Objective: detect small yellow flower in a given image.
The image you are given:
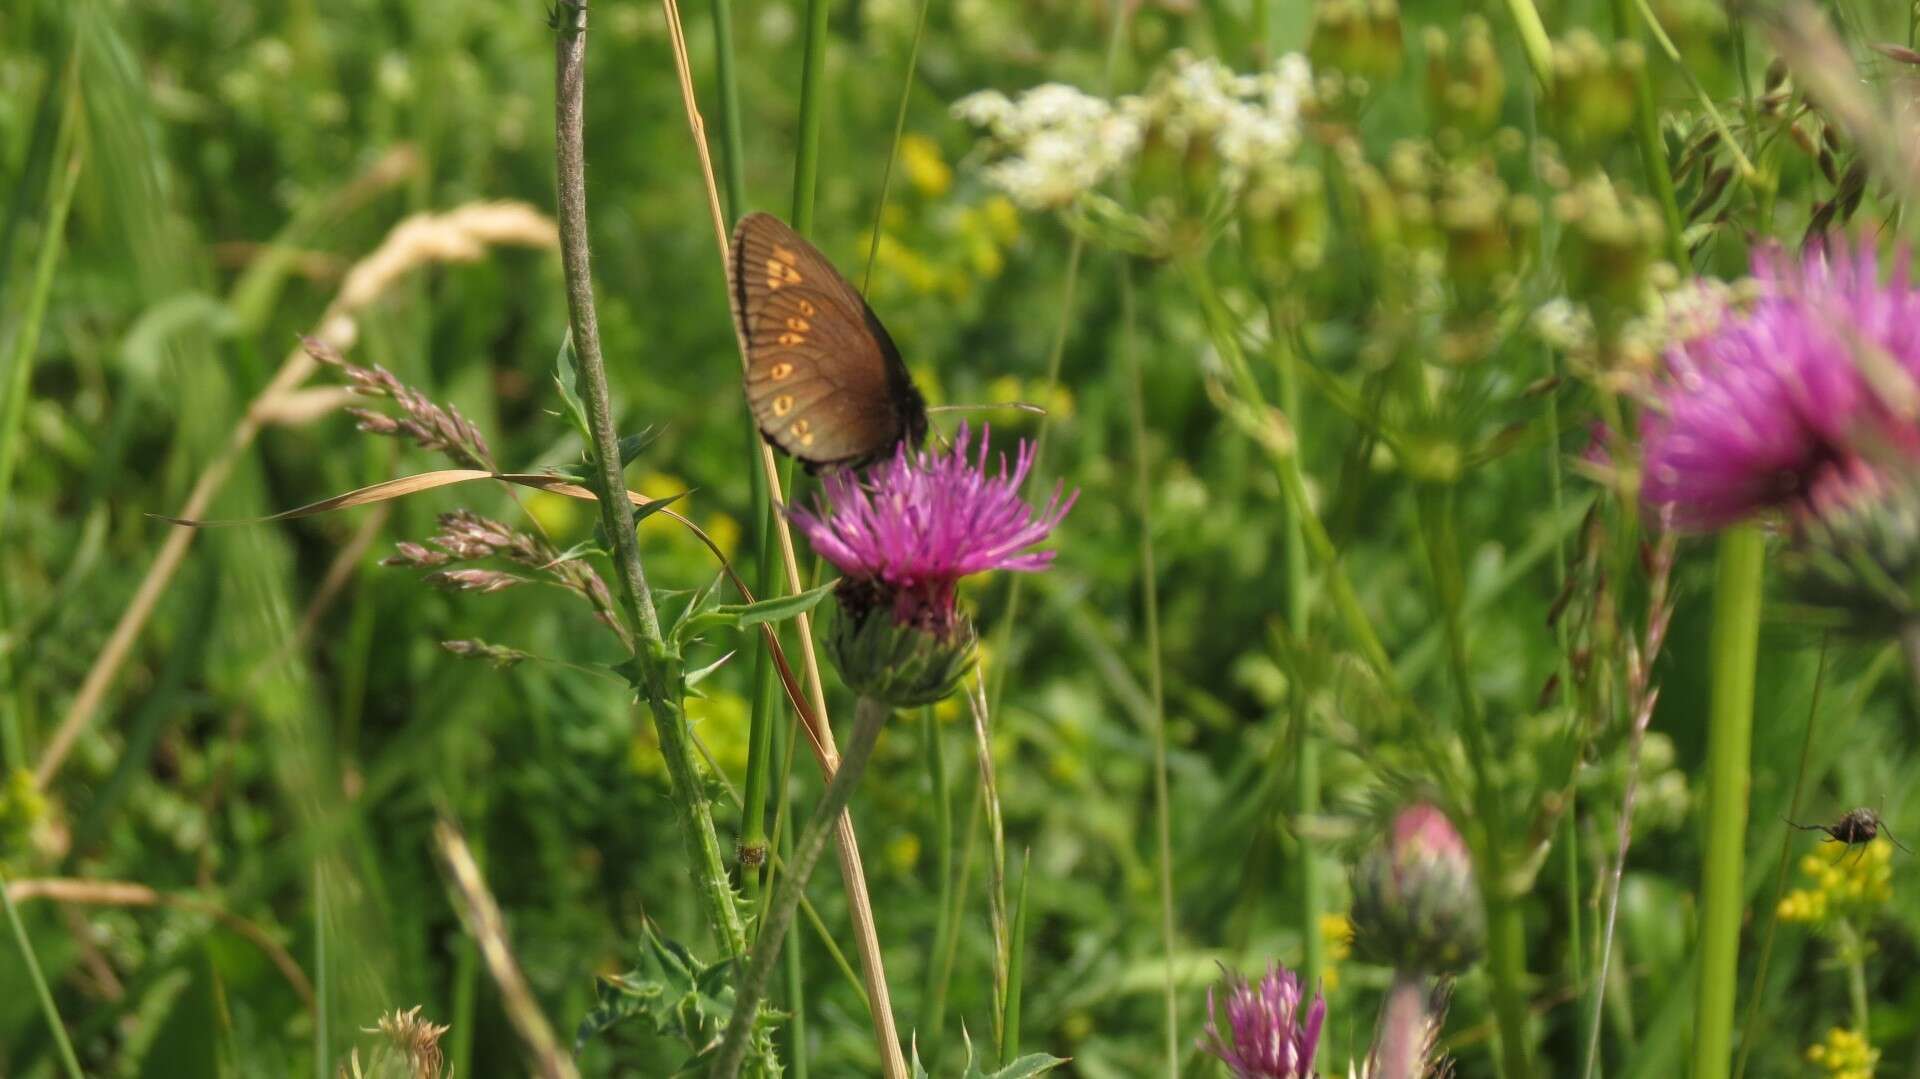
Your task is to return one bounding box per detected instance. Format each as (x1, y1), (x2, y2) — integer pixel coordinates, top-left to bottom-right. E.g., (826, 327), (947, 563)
(1, 767), (47, 858)
(1320, 911), (1354, 990)
(1806, 1026), (1878, 1079)
(1322, 912), (1354, 961)
(701, 511), (741, 563)
(899, 134), (953, 198)
(1780, 839), (1894, 925)
(886, 832), (921, 874)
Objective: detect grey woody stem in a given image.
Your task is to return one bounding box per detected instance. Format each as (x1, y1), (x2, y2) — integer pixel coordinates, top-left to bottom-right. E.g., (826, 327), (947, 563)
(552, 0), (746, 959)
(709, 695), (894, 1079)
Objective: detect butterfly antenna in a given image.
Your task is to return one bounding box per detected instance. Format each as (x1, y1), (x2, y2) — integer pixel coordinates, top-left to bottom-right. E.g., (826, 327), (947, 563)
(926, 401), (1049, 417)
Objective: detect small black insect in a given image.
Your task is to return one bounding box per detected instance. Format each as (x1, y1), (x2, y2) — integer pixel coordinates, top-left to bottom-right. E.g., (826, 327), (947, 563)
(1787, 807), (1911, 863)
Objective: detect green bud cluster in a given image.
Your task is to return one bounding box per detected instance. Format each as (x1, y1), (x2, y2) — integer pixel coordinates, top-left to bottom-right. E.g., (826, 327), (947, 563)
(1309, 0), (1404, 82)
(1544, 31), (1644, 157)
(1556, 175), (1665, 313)
(1423, 18), (1505, 133)
(1244, 164), (1329, 281)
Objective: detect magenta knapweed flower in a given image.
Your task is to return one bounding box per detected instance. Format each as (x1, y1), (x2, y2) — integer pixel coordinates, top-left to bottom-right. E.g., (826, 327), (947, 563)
(1640, 241), (1920, 532)
(791, 425), (1075, 635)
(1199, 962), (1326, 1079)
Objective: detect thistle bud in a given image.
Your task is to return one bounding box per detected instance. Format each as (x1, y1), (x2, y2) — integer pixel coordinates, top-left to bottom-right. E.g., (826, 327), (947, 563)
(1350, 803), (1485, 974)
(1783, 466), (1920, 635)
(826, 586), (978, 708)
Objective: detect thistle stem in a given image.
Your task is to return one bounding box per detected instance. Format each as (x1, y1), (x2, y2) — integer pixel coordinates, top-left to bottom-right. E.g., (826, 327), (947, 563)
(552, 1), (746, 958)
(1690, 526), (1765, 1079)
(1374, 974), (1431, 1079)
(711, 696), (894, 1079)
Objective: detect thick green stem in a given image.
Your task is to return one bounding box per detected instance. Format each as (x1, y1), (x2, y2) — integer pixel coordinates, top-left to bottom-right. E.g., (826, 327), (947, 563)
(790, 0), (830, 232)
(1691, 526), (1764, 1079)
(711, 697), (894, 1079)
(1417, 485), (1534, 1079)
(707, 0), (747, 220)
(1501, 0), (1554, 87)
(553, 3), (746, 958)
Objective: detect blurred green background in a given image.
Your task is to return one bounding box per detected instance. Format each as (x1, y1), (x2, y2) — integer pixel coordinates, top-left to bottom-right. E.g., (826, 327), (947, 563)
(4, 0), (1920, 1075)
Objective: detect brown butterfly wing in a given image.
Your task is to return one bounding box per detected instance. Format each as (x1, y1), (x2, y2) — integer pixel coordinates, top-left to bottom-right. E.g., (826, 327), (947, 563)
(730, 213), (926, 470)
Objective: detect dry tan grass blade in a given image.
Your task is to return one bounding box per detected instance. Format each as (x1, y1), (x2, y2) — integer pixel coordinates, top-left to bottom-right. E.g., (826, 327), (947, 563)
(41, 195), (560, 790)
(6, 877), (315, 1008)
(153, 466), (832, 766)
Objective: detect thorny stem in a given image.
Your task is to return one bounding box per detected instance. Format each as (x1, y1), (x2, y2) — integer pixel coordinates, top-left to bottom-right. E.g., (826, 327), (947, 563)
(551, 1), (746, 959)
(711, 696), (894, 1079)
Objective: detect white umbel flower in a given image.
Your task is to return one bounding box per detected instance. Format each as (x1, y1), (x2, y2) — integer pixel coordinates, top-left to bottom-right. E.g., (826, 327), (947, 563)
(953, 84), (1142, 209)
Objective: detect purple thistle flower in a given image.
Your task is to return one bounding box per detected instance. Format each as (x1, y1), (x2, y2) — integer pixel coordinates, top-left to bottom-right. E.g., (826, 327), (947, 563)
(1640, 240), (1920, 532)
(790, 424), (1075, 635)
(1199, 962), (1326, 1079)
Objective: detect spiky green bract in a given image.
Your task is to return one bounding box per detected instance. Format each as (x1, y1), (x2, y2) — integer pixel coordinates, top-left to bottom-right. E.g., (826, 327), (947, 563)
(827, 593), (977, 709)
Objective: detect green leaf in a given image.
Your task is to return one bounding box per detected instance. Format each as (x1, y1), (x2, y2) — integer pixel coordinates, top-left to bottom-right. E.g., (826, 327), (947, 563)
(618, 426), (661, 466)
(680, 580), (838, 641)
(909, 1029), (1065, 1077)
(553, 332), (591, 444)
(981, 1055), (1071, 1078)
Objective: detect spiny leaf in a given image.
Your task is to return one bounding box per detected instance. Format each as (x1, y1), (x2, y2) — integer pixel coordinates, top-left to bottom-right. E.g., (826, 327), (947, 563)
(553, 332), (591, 443)
(677, 580), (839, 642)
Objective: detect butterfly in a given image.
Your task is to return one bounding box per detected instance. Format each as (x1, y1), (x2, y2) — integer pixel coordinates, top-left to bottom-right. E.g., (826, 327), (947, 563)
(729, 212), (929, 471)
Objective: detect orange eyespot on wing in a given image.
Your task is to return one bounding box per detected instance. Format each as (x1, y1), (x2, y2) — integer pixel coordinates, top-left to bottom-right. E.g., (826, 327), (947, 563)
(728, 212), (929, 469)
